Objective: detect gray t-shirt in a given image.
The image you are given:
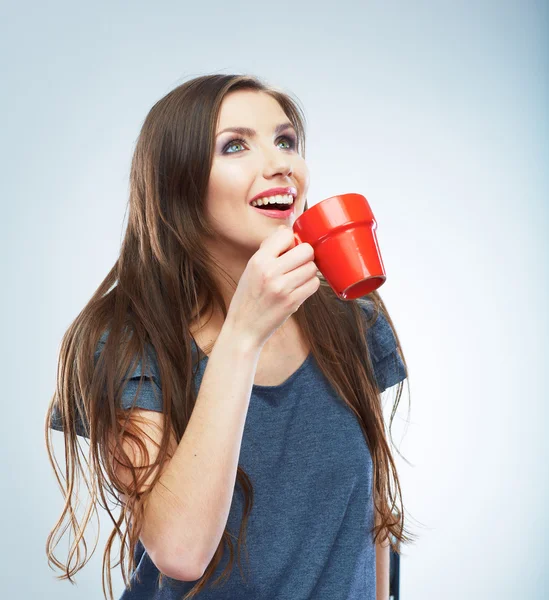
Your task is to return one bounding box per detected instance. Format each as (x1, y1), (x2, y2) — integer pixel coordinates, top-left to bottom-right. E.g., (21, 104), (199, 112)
(49, 298), (407, 599)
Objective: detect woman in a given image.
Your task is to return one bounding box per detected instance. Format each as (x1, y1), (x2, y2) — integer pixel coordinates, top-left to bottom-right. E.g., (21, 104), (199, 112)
(45, 73), (416, 600)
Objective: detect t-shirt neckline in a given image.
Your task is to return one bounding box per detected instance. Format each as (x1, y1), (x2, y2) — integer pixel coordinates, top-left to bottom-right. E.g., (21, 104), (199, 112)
(190, 337), (313, 390)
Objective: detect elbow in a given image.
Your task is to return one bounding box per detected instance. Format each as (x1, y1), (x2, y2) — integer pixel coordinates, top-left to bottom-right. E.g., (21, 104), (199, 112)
(152, 547), (206, 582)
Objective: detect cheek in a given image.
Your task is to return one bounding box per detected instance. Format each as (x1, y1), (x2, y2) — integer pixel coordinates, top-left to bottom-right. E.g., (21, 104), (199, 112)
(209, 162), (250, 200)
(295, 159), (310, 191)
(205, 174), (249, 224)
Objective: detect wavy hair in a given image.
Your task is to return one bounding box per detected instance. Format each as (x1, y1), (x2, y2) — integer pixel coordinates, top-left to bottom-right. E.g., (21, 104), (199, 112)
(44, 73), (418, 600)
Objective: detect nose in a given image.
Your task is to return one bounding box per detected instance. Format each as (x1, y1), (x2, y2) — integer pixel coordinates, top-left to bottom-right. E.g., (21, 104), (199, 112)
(262, 145), (293, 179)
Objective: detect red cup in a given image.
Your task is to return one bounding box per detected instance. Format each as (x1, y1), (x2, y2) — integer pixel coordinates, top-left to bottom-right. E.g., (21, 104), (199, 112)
(292, 193), (386, 300)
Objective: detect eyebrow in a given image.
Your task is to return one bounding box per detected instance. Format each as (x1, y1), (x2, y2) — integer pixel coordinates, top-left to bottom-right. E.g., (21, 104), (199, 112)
(216, 122), (296, 138)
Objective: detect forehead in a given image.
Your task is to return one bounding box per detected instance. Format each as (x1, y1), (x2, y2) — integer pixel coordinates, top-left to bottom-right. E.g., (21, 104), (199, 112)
(216, 90), (287, 129)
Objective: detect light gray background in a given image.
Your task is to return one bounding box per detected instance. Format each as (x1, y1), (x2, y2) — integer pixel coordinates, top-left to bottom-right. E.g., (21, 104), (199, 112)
(2, 1), (547, 598)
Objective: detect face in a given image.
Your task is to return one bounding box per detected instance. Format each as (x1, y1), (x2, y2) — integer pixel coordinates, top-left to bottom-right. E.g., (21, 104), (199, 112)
(204, 90), (309, 258)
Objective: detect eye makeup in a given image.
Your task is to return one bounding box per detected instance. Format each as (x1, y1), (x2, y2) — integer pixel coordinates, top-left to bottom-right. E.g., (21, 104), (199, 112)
(221, 134), (297, 155)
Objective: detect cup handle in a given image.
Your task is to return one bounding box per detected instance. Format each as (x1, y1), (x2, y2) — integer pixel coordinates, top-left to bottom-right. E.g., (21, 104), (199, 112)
(293, 232), (302, 246)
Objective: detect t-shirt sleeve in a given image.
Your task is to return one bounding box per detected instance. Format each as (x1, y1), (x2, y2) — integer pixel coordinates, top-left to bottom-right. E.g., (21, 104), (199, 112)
(49, 331), (163, 439)
(358, 299), (407, 394)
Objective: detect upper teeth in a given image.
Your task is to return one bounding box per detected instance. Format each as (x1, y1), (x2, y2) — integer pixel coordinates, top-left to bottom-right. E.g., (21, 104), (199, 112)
(251, 194), (294, 207)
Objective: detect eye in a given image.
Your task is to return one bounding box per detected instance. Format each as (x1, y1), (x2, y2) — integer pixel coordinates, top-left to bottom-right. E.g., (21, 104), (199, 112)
(222, 134), (297, 155)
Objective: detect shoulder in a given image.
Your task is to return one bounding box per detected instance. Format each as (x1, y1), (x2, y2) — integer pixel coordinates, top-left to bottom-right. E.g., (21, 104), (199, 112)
(96, 329), (161, 382)
(354, 297), (397, 363)
(354, 296), (407, 393)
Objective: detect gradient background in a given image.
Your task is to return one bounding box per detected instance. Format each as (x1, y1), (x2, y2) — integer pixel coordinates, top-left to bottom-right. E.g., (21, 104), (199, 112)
(2, 1), (547, 598)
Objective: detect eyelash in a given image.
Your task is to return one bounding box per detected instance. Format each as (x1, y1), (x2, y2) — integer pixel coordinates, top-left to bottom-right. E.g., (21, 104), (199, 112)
(222, 134), (297, 154)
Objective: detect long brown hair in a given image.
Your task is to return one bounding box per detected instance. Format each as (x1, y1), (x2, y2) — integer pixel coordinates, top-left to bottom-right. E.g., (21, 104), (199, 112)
(44, 73), (418, 600)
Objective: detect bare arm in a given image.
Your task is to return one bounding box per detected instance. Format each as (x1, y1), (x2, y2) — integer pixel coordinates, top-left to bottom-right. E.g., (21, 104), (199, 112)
(153, 323), (261, 578)
(375, 532), (391, 600)
(112, 322), (261, 581)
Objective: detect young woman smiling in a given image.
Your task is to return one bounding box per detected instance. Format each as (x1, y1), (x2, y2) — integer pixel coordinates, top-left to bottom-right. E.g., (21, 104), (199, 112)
(45, 73), (416, 600)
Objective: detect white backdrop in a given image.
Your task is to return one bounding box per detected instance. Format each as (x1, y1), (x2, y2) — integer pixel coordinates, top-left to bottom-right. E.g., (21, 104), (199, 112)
(2, 0), (547, 598)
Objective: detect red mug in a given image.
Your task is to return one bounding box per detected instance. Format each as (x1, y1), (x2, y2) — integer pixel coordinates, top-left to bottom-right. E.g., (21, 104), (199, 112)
(292, 193), (386, 300)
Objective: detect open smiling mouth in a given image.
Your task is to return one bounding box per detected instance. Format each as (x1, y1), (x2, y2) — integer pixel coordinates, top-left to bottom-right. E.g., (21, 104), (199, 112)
(249, 194), (296, 219)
